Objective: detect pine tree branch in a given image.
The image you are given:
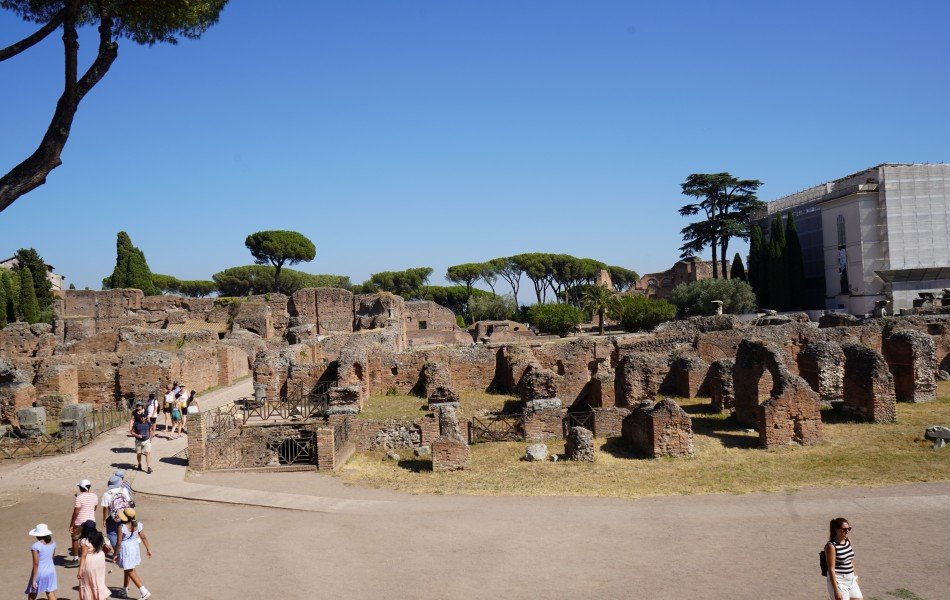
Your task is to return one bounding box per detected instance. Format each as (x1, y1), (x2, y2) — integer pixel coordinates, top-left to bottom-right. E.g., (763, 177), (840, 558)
(0, 10), (65, 62)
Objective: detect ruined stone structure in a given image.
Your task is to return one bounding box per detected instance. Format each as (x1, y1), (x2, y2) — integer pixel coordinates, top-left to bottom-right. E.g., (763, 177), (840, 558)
(882, 330), (937, 403)
(633, 257), (714, 300)
(564, 426), (595, 461)
(431, 405), (471, 471)
(671, 355), (709, 398)
(523, 398), (563, 441)
(841, 344), (897, 423)
(797, 341), (845, 404)
(621, 398), (693, 458)
(707, 358), (735, 413)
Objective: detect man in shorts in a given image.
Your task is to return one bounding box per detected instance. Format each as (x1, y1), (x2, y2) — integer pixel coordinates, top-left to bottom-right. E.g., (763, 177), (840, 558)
(129, 410), (153, 474)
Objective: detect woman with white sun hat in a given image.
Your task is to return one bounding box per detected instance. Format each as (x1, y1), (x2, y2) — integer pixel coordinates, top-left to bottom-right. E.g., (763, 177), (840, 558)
(25, 523), (57, 599)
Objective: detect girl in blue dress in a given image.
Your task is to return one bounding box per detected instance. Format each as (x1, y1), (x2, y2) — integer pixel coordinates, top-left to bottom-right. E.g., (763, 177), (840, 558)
(25, 523), (57, 599)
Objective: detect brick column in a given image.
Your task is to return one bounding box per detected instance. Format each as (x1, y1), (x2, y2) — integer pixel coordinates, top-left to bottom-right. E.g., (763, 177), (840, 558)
(186, 411), (208, 472)
(316, 427), (335, 471)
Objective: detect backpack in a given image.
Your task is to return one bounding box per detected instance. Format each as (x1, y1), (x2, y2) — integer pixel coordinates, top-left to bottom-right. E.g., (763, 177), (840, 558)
(819, 545), (829, 576)
(109, 489), (132, 522)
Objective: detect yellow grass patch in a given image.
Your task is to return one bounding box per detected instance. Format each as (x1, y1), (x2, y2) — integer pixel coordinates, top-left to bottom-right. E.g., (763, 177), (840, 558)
(359, 390), (519, 421)
(339, 381), (950, 498)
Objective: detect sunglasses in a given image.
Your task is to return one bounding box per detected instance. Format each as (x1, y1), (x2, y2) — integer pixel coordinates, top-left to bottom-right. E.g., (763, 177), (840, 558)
(840, 526), (852, 532)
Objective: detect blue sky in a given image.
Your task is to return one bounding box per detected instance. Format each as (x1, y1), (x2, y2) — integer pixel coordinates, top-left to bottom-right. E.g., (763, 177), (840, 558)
(1, 1), (948, 298)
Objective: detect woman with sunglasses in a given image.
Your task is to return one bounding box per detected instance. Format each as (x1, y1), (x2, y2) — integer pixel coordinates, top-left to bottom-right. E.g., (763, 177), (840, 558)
(825, 517), (862, 600)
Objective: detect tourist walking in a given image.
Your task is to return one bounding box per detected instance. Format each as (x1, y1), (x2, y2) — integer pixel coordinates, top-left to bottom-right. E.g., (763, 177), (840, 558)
(129, 411), (153, 474)
(68, 480), (98, 566)
(185, 390), (199, 415)
(145, 392), (159, 438)
(162, 385), (176, 433)
(77, 523), (111, 600)
(825, 517), (863, 600)
(114, 469), (135, 500)
(170, 390), (184, 438)
(24, 523), (57, 599)
(115, 509), (152, 600)
(101, 475), (133, 549)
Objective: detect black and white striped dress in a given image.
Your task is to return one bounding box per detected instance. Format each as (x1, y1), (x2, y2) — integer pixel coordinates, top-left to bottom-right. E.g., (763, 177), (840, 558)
(830, 538), (855, 574)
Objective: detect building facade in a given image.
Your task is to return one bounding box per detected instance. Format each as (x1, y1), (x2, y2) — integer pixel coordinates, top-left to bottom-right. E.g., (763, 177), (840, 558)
(756, 163), (950, 315)
(0, 256), (66, 291)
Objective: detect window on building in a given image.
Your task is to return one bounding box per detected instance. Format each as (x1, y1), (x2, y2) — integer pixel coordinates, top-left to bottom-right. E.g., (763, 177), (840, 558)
(418, 321), (427, 330)
(836, 215), (846, 246)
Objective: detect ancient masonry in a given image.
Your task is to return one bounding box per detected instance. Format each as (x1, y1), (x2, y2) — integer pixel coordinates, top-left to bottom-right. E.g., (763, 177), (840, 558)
(3, 287), (949, 465)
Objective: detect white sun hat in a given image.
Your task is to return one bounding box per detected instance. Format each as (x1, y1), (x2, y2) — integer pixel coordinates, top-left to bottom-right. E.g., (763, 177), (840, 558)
(29, 523), (52, 537)
(76, 479), (92, 490)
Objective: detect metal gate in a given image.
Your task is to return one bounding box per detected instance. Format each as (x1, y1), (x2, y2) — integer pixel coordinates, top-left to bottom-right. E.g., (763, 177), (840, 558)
(469, 414), (525, 443)
(563, 411), (595, 438)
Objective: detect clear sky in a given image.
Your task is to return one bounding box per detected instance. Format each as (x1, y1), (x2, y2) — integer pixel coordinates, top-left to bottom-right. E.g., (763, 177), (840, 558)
(1, 1), (948, 298)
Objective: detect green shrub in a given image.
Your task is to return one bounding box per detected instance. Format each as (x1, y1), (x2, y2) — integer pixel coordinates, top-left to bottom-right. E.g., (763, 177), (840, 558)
(469, 293), (517, 322)
(667, 279), (758, 317)
(618, 295), (677, 331)
(526, 303), (584, 337)
(455, 315), (467, 329)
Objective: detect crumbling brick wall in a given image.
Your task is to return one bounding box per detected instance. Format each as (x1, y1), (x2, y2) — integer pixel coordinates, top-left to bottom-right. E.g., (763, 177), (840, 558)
(671, 355), (709, 398)
(431, 405), (470, 471)
(841, 344), (897, 423)
(615, 353), (672, 407)
(707, 358), (735, 414)
(796, 341), (845, 404)
(523, 398), (562, 441)
(621, 398), (693, 458)
(882, 330), (937, 403)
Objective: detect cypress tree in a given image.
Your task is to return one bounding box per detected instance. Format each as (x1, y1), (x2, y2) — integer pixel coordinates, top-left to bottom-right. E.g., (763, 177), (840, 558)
(13, 248), (53, 311)
(767, 215), (789, 310)
(784, 212), (806, 309)
(107, 232), (158, 295)
(1, 270), (19, 323)
(730, 252), (747, 281)
(19, 268), (40, 324)
(748, 225), (768, 308)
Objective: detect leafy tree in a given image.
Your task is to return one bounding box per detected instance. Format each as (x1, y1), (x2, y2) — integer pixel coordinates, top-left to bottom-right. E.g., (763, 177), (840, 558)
(526, 302), (584, 337)
(18, 267), (40, 323)
(245, 230), (316, 294)
(553, 256), (607, 305)
(446, 263), (483, 300)
(512, 253), (552, 304)
(618, 295), (677, 332)
(1, 269), (19, 322)
(177, 280), (216, 297)
(677, 173), (763, 279)
(104, 231), (157, 295)
(12, 248), (53, 309)
(667, 278), (758, 317)
(151, 273), (180, 294)
(469, 293), (517, 322)
(478, 262), (498, 296)
(730, 253), (746, 281)
(0, 0), (228, 213)
(363, 267), (432, 298)
(490, 257), (523, 300)
(767, 215), (789, 310)
(68, 282), (75, 290)
(607, 265), (639, 292)
(784, 212), (806, 309)
(213, 265), (349, 296)
(580, 284), (622, 335)
(747, 225), (768, 308)
(423, 286), (491, 317)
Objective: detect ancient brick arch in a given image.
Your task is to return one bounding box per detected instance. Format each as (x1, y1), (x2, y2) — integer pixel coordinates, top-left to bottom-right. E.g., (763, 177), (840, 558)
(882, 330), (936, 403)
(733, 339), (823, 448)
(841, 344), (896, 422)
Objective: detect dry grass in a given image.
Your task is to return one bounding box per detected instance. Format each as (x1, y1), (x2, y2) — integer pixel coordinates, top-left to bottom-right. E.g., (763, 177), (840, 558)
(358, 390), (519, 421)
(338, 381), (950, 498)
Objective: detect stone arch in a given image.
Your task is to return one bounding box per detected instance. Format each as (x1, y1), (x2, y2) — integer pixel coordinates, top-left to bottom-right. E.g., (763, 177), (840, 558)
(842, 344), (897, 422)
(797, 341), (845, 404)
(732, 340), (783, 427)
(882, 330), (936, 403)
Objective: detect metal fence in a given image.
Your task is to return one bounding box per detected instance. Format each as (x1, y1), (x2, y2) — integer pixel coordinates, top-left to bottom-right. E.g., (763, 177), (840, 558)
(0, 405), (131, 460)
(469, 414), (525, 443)
(230, 381), (332, 425)
(563, 411), (595, 438)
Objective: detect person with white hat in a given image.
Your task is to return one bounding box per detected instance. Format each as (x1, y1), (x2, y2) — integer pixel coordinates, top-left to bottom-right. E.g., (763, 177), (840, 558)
(115, 508), (152, 599)
(67, 480), (98, 567)
(24, 523), (57, 599)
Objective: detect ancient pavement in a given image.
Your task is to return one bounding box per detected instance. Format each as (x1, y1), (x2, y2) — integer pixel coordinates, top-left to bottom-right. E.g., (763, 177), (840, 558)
(0, 378), (948, 598)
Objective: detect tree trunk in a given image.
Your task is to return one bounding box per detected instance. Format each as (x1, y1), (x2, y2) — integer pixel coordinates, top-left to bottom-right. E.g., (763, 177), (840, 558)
(598, 309), (605, 335)
(710, 238), (719, 279)
(273, 262), (283, 294)
(720, 238), (730, 280)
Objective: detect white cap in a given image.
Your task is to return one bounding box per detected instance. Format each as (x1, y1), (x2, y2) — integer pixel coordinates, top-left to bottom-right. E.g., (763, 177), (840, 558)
(77, 479), (92, 490)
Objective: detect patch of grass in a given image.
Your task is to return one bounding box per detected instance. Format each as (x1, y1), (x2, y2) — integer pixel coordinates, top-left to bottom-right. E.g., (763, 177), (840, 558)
(359, 390), (519, 421)
(339, 381), (950, 499)
(886, 589), (926, 600)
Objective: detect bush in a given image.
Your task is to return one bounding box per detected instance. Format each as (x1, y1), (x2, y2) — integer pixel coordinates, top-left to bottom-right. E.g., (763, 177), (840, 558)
(526, 303), (584, 337)
(618, 295), (677, 331)
(667, 279), (758, 317)
(469, 293), (517, 322)
(455, 315), (467, 329)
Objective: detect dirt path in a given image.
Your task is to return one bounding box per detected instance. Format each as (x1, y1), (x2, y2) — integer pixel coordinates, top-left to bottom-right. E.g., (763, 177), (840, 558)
(1, 375), (948, 598)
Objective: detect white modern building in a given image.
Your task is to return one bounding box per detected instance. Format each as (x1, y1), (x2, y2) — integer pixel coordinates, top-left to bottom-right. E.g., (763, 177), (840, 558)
(756, 163), (950, 315)
(0, 256), (66, 291)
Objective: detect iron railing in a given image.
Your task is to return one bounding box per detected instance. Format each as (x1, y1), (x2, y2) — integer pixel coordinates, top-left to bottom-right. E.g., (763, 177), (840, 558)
(0, 405), (131, 460)
(563, 411), (595, 438)
(333, 417), (350, 450)
(469, 414), (525, 443)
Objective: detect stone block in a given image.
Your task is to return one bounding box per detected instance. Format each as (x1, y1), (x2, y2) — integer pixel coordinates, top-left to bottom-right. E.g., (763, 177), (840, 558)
(565, 426), (595, 461)
(588, 369), (616, 408)
(707, 358), (735, 413)
(523, 398), (562, 441)
(797, 341), (844, 404)
(622, 398), (693, 458)
(431, 436), (471, 471)
(34, 364), (79, 401)
(672, 356), (709, 398)
(616, 353), (672, 407)
(518, 365), (558, 401)
(525, 443), (548, 461)
(883, 330), (937, 403)
(842, 344), (897, 423)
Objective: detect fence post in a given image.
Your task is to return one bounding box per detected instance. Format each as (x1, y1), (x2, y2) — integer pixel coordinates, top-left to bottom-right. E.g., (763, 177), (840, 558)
(316, 427), (335, 471)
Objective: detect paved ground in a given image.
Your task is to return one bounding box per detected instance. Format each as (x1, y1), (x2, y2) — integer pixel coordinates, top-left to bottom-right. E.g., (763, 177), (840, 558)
(1, 378), (948, 599)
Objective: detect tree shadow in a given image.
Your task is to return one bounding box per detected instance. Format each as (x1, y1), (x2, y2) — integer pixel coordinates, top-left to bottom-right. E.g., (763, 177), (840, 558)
(676, 402), (759, 449)
(599, 437), (643, 459)
(159, 456), (187, 467)
(397, 458), (432, 473)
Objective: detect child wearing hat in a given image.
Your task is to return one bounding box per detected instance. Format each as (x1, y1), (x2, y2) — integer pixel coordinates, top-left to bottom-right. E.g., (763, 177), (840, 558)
(68, 479), (97, 566)
(24, 523), (57, 599)
(115, 508), (152, 599)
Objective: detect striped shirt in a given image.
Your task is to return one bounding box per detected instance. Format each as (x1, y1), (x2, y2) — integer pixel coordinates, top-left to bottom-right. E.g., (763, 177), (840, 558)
(829, 538), (855, 574)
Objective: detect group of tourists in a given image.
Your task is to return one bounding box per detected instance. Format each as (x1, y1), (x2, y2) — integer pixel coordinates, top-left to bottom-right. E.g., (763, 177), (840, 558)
(25, 472), (153, 599)
(129, 382), (200, 475)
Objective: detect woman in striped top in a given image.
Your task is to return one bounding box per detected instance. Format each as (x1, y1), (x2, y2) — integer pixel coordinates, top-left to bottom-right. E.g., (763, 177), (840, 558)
(825, 517), (863, 600)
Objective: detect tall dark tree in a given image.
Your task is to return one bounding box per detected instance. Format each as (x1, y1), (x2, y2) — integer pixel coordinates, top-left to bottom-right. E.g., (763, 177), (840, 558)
(784, 212), (806, 309)
(607, 266), (639, 293)
(490, 257), (522, 300)
(445, 263), (483, 299)
(0, 0), (228, 213)
(18, 267), (40, 323)
(767, 215), (789, 310)
(512, 253), (552, 304)
(364, 267), (432, 298)
(730, 253), (746, 281)
(747, 225), (768, 308)
(678, 173), (763, 278)
(105, 231), (157, 295)
(0, 269), (18, 323)
(12, 247), (53, 309)
(245, 230), (316, 294)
